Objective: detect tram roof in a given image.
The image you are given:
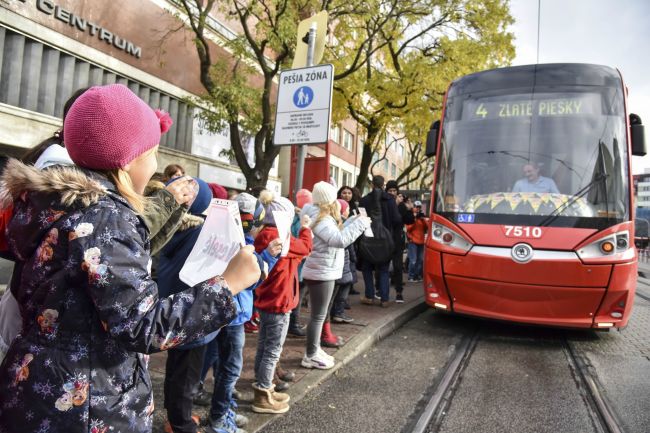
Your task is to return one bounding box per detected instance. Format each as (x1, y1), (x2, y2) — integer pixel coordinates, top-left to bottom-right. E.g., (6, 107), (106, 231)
(447, 63), (622, 98)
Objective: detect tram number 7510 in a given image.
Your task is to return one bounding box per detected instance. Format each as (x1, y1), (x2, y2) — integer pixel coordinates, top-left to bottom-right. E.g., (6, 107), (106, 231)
(503, 225), (543, 238)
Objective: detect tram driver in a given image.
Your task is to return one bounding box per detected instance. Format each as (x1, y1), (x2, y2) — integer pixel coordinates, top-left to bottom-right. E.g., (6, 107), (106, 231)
(512, 162), (560, 194)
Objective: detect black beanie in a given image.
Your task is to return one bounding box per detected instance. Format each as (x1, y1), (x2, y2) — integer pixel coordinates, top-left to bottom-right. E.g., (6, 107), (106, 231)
(386, 180), (398, 191)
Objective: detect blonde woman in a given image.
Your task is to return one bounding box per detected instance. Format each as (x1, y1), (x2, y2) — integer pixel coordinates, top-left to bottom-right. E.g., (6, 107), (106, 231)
(301, 181), (371, 369)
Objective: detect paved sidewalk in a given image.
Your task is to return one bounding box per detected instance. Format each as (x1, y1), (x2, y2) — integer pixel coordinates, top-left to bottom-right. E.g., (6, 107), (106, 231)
(150, 279), (426, 432)
(637, 256), (650, 274)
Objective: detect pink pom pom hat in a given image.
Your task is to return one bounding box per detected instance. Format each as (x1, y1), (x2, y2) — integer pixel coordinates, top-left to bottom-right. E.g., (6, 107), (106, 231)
(295, 188), (312, 209)
(63, 84), (173, 170)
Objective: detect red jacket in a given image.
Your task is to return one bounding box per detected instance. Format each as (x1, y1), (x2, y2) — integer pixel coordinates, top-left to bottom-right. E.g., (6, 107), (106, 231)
(406, 216), (429, 245)
(253, 226), (312, 313)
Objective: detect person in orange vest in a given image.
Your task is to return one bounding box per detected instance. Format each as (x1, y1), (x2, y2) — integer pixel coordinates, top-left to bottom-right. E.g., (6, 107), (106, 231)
(406, 201), (429, 282)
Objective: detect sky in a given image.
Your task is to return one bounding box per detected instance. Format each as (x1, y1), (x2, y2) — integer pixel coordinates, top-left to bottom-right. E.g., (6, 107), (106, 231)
(508, 0), (650, 174)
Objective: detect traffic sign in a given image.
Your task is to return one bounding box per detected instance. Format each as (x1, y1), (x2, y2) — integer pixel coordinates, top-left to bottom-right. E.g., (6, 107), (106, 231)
(292, 11), (328, 69)
(273, 64), (334, 146)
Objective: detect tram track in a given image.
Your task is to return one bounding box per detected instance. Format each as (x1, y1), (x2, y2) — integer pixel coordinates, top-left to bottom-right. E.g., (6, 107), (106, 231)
(564, 338), (625, 433)
(406, 328), (480, 433)
(406, 324), (627, 433)
(405, 266), (646, 433)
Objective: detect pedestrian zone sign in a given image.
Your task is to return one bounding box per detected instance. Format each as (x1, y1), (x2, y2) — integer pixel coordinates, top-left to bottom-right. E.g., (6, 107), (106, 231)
(273, 64), (334, 146)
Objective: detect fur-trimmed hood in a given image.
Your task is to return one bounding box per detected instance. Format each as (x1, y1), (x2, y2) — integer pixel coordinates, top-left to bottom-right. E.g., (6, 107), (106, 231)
(0, 158), (107, 209)
(179, 214), (204, 231)
(0, 159), (111, 261)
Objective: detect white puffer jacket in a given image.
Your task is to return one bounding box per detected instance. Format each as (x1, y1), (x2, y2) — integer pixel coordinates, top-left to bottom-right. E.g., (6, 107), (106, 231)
(301, 205), (369, 281)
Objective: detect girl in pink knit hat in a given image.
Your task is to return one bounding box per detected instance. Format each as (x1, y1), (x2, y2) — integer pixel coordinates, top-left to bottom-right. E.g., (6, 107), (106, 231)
(287, 188), (313, 339)
(0, 84), (261, 433)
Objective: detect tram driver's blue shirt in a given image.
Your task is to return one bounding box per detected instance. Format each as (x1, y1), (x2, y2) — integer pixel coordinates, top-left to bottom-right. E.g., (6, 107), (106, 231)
(512, 176), (560, 194)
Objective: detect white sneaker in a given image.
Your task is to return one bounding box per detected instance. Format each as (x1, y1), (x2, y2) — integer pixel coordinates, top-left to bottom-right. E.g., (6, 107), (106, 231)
(317, 347), (334, 362)
(301, 351), (335, 369)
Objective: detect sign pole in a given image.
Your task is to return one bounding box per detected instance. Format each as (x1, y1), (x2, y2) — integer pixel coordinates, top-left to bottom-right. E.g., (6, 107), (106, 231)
(293, 22), (317, 199)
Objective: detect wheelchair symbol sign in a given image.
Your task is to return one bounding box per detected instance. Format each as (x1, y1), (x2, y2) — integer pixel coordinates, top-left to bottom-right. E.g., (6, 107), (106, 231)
(457, 214), (475, 223)
(293, 86), (313, 108)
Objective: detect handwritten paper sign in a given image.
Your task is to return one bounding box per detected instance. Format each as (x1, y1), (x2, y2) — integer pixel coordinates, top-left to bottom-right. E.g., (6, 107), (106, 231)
(272, 210), (293, 257)
(179, 199), (245, 287)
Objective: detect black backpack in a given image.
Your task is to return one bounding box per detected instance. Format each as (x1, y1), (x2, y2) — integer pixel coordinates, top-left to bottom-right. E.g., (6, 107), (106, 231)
(358, 191), (395, 265)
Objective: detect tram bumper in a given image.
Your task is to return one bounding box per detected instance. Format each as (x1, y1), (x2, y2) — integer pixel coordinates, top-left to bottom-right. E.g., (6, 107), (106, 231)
(424, 246), (635, 329)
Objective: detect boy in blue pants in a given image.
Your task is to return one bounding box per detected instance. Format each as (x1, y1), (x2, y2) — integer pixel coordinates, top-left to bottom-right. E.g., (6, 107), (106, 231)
(206, 193), (280, 433)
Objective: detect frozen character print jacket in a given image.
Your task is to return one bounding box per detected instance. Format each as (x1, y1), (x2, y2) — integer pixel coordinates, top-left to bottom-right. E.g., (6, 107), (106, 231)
(0, 160), (236, 433)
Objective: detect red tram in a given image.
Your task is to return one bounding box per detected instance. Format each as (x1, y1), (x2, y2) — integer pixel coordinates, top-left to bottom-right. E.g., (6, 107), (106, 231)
(423, 63), (646, 329)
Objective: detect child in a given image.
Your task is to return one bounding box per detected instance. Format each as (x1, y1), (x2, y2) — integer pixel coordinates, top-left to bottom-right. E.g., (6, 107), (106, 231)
(288, 188), (312, 337)
(0, 84), (260, 433)
(319, 198), (355, 346)
(203, 193), (281, 433)
(0, 87), (196, 364)
(252, 191), (312, 414)
(301, 182), (371, 369)
(156, 176), (217, 433)
(330, 199), (358, 325)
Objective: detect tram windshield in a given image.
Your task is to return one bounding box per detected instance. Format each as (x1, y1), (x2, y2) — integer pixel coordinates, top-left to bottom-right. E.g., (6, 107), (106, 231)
(435, 85), (628, 229)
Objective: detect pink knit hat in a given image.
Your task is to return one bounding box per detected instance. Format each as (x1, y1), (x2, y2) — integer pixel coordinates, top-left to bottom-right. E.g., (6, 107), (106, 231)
(337, 198), (349, 215)
(63, 84), (172, 170)
(296, 189), (313, 209)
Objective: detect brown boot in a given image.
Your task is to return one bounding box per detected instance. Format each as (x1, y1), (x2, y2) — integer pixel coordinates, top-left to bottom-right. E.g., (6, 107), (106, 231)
(276, 362), (295, 382)
(252, 383), (289, 414)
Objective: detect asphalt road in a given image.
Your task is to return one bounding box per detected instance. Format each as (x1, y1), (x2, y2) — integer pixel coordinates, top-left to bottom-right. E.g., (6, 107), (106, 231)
(260, 282), (650, 433)
(260, 311), (473, 433)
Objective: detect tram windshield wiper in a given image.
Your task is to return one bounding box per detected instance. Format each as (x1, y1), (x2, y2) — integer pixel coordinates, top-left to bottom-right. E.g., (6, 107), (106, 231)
(539, 173), (608, 227)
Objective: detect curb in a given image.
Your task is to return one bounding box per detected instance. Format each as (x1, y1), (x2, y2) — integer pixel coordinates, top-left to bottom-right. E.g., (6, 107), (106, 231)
(245, 296), (428, 433)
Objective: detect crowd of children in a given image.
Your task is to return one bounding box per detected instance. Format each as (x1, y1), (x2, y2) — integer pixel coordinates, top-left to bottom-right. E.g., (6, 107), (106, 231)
(0, 84), (426, 433)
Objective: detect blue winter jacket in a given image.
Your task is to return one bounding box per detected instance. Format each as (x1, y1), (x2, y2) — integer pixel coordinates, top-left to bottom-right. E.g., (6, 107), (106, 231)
(157, 216), (222, 349)
(291, 211), (306, 281)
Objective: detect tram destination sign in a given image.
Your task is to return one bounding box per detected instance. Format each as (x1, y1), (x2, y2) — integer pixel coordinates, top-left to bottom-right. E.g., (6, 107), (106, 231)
(463, 93), (602, 121)
(273, 64), (334, 146)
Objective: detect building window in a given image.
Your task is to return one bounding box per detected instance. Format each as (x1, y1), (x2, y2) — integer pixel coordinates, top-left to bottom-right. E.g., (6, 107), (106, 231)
(329, 164), (340, 185)
(330, 125), (341, 143)
(341, 170), (352, 187)
(385, 133), (392, 148)
(398, 143), (405, 159)
(0, 27), (193, 153)
(391, 163), (397, 178)
(343, 129), (354, 151)
(383, 159), (389, 172)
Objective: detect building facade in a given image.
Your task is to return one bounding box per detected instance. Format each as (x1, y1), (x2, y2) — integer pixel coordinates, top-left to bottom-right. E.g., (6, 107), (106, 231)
(2, 0), (410, 196)
(634, 170), (650, 208)
(0, 0), (282, 193)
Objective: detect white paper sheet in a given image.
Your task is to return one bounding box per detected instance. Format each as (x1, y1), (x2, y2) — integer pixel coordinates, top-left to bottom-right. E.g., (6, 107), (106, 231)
(272, 210), (294, 257)
(179, 199), (245, 287)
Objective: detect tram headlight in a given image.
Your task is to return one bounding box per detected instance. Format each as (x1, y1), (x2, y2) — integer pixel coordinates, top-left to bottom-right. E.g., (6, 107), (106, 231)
(430, 223), (472, 253)
(600, 241), (615, 254)
(577, 230), (632, 261)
